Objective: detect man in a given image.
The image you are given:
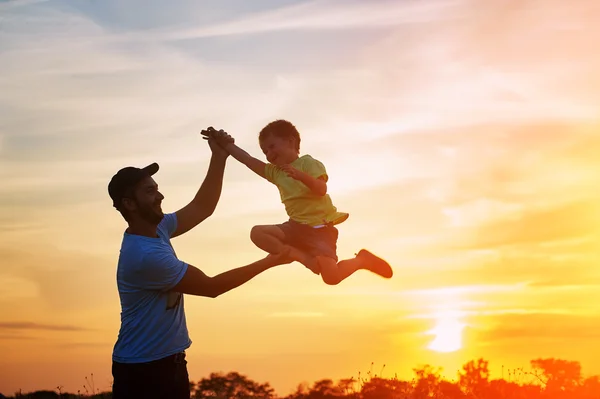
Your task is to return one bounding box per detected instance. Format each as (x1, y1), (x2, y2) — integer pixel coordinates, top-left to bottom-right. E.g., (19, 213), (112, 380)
(107, 128), (291, 399)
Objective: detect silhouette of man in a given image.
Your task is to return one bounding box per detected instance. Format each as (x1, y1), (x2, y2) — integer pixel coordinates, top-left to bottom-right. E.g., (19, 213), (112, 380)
(107, 129), (291, 399)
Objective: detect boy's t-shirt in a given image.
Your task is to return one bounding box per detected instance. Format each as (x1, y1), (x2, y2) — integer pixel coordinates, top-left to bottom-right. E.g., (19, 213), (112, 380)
(112, 212), (191, 363)
(264, 154), (349, 227)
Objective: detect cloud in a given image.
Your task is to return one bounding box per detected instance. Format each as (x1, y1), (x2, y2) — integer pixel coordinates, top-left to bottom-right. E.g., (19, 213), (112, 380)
(153, 0), (461, 40)
(476, 313), (600, 343)
(460, 201), (600, 250)
(0, 275), (39, 300)
(409, 254), (600, 291)
(0, 246), (117, 313)
(266, 312), (324, 318)
(0, 322), (88, 331)
(57, 342), (109, 349)
(0, 334), (35, 340)
(0, 0), (48, 11)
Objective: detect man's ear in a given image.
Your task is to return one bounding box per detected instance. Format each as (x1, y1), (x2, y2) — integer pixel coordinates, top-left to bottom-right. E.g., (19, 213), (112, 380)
(121, 197), (137, 212)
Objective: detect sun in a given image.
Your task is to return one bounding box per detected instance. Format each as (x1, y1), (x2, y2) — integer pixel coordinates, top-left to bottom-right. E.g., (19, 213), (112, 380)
(426, 313), (466, 353)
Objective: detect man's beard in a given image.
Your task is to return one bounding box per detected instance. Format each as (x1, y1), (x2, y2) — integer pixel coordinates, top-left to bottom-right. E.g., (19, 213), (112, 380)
(139, 202), (164, 225)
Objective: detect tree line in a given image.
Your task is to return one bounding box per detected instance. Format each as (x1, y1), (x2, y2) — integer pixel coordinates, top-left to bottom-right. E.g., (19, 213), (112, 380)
(6, 357), (600, 398)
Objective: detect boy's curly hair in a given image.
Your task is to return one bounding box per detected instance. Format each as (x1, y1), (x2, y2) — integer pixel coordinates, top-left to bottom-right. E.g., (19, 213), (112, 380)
(258, 119), (301, 153)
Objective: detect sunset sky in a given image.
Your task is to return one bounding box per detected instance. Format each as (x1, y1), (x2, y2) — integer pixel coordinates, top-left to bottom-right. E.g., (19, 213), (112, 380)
(1, 0), (600, 395)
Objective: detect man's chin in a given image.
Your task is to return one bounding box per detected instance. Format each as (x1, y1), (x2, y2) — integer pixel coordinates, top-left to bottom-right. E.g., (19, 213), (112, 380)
(150, 212), (164, 224)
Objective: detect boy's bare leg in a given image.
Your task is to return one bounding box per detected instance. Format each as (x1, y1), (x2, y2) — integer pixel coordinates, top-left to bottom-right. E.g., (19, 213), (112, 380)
(286, 246), (320, 274)
(250, 225), (286, 254)
(317, 250), (393, 285)
(317, 256), (351, 285)
(250, 225), (320, 274)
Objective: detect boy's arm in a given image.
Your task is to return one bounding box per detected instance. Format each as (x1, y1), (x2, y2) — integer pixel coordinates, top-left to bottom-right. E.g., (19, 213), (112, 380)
(224, 143), (267, 179)
(200, 129), (267, 178)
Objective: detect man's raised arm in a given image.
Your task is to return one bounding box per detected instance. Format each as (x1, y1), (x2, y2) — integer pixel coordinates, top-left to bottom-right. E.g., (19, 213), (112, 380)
(172, 129), (232, 238)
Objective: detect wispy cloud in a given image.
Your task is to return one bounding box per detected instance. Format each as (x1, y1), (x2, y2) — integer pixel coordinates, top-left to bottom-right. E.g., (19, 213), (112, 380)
(0, 322), (88, 331)
(154, 0), (461, 40)
(477, 313), (600, 343)
(266, 312), (324, 318)
(57, 342), (109, 348)
(0, 334), (35, 340)
(0, 0), (48, 11)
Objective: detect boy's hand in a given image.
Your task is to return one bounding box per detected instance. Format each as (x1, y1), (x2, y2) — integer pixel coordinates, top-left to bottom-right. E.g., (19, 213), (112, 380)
(280, 164), (327, 196)
(280, 164), (302, 180)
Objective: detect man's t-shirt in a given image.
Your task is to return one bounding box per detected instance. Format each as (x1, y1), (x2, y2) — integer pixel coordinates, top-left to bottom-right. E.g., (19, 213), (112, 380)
(112, 212), (191, 363)
(264, 154), (349, 226)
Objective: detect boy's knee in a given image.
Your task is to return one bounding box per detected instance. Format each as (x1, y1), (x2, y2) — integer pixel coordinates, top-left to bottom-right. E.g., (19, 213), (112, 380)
(250, 225), (264, 240)
(317, 257), (339, 285)
(322, 274), (341, 286)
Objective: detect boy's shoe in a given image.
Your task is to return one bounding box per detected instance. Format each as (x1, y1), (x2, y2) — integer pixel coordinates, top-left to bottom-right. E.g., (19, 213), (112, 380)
(356, 249), (393, 278)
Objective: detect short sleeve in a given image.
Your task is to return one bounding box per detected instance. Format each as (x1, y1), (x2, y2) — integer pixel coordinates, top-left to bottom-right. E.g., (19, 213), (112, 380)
(264, 163), (279, 183)
(157, 212), (178, 238)
(137, 248), (188, 291)
(302, 156), (328, 182)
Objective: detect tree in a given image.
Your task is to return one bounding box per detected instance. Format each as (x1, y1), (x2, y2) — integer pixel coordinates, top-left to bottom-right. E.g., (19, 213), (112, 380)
(437, 380), (465, 399)
(193, 371), (275, 399)
(412, 365), (442, 399)
(459, 358), (490, 397)
(581, 375), (600, 399)
(361, 377), (412, 399)
(530, 358), (582, 393)
(305, 379), (346, 399)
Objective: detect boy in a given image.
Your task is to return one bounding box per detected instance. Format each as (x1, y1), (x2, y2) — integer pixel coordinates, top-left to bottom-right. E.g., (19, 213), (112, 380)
(203, 121), (392, 285)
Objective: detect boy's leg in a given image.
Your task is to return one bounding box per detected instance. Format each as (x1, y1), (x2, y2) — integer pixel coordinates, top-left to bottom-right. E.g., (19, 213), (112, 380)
(250, 225), (286, 254)
(250, 224), (320, 274)
(317, 250), (393, 285)
(316, 256), (348, 285)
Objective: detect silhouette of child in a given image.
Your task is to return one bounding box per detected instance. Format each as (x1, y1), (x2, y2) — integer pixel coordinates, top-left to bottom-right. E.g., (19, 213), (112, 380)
(203, 121), (392, 285)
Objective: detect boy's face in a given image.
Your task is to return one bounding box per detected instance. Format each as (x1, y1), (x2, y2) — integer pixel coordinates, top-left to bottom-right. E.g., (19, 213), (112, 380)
(260, 135), (297, 166)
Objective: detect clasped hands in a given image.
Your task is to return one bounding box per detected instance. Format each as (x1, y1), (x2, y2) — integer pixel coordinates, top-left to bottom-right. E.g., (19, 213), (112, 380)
(200, 126), (301, 181)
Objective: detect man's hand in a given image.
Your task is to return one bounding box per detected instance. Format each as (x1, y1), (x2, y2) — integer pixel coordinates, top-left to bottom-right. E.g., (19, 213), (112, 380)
(201, 127), (234, 151)
(200, 127), (234, 159)
(265, 246), (294, 267)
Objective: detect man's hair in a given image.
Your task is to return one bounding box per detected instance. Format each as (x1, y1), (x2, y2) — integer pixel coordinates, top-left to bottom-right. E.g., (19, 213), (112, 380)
(258, 119), (301, 153)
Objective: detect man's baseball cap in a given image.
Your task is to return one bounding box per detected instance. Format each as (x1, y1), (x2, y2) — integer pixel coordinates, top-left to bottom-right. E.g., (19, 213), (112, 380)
(108, 163), (159, 209)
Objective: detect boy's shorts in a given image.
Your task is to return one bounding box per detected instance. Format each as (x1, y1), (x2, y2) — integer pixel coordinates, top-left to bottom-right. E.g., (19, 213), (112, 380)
(277, 219), (338, 262)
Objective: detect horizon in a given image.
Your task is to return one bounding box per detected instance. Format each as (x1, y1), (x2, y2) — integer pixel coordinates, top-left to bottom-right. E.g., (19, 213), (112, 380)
(1, 0), (600, 396)
(4, 356), (597, 397)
